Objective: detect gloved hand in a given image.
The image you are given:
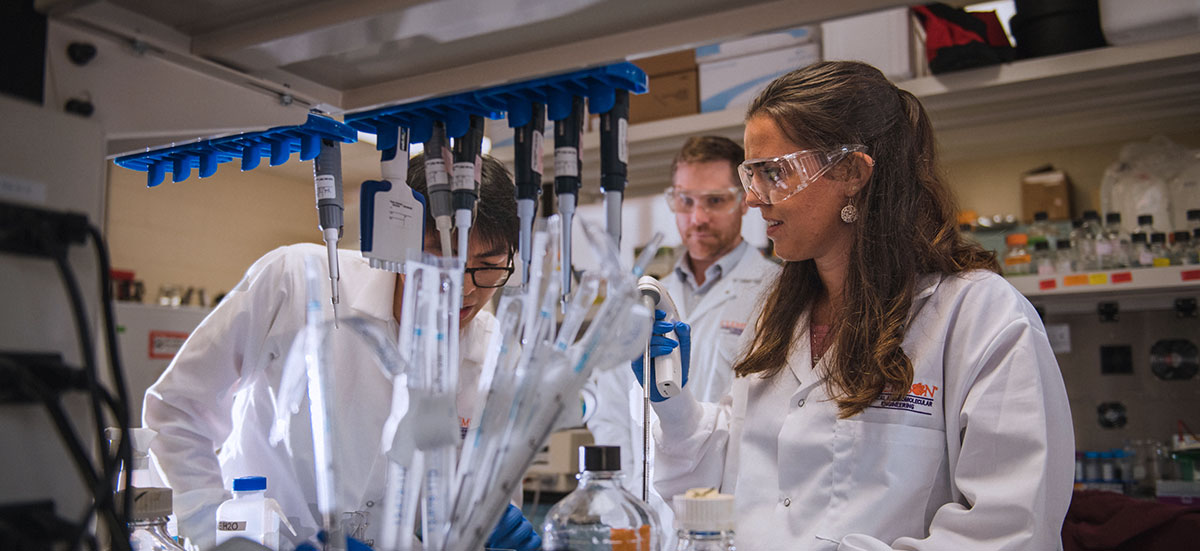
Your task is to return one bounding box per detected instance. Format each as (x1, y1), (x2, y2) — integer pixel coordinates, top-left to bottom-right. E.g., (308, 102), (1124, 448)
(631, 309), (691, 402)
(487, 504), (541, 551)
(295, 531), (374, 551)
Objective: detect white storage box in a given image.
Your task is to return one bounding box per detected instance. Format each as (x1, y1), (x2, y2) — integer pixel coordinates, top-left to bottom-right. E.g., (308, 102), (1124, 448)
(698, 42), (821, 113)
(695, 25), (818, 64)
(1101, 0), (1200, 45)
(821, 7), (924, 81)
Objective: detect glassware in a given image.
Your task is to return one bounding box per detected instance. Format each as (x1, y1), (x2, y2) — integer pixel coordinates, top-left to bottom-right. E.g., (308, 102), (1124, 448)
(1054, 239), (1076, 274)
(1099, 213), (1130, 269)
(674, 489), (735, 551)
(1003, 233), (1031, 276)
(125, 488), (187, 551)
(1171, 231), (1192, 265)
(1149, 233), (1170, 267)
(1077, 211), (1104, 271)
(1130, 233), (1152, 267)
(1033, 240), (1055, 275)
(542, 446), (661, 551)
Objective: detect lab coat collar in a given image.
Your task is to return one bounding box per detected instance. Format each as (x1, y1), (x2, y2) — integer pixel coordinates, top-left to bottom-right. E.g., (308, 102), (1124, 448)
(346, 262), (399, 323)
(687, 248), (777, 321)
(785, 273), (943, 387)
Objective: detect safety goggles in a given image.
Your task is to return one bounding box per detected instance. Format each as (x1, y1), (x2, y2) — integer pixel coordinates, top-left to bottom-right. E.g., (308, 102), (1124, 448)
(737, 145), (867, 205)
(664, 186), (744, 215)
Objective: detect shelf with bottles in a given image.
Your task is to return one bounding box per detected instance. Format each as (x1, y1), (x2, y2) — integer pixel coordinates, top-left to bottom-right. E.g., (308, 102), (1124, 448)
(1010, 265), (1200, 297)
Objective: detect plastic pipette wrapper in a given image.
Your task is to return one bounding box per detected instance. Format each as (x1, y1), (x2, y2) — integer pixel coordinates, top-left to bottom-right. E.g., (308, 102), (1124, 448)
(444, 219), (655, 551)
(275, 256), (408, 550)
(599, 89), (630, 245)
(396, 253), (462, 550)
(513, 102), (545, 286)
(362, 127), (426, 273)
(314, 139), (345, 324)
(424, 122), (454, 256)
(451, 115), (485, 265)
(554, 96), (585, 299)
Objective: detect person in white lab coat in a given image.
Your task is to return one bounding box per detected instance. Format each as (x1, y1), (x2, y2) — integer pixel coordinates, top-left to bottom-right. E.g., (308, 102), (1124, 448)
(143, 155), (538, 550)
(642, 61), (1075, 550)
(586, 136), (780, 542)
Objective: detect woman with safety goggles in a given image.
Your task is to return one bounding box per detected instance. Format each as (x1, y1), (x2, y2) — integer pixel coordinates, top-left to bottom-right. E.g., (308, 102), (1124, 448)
(638, 61), (1074, 550)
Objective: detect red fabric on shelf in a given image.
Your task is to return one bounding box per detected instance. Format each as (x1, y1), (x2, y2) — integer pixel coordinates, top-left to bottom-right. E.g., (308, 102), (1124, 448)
(1062, 490), (1200, 551)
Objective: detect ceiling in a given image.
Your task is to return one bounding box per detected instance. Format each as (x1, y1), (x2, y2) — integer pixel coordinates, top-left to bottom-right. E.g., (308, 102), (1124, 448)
(42, 0), (910, 112)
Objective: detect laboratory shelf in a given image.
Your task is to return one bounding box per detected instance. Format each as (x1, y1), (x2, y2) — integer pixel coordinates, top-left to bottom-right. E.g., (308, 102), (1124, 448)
(489, 34), (1200, 200)
(1010, 265), (1200, 315)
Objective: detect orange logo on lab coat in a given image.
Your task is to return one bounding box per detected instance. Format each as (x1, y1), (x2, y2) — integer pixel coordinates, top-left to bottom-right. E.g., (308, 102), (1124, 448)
(910, 383), (938, 398)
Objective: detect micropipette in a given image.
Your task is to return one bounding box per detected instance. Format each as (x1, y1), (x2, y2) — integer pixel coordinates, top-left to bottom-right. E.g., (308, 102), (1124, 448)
(599, 89), (630, 245)
(554, 96), (585, 301)
(361, 127), (426, 274)
(314, 138), (344, 325)
(451, 115), (485, 265)
(513, 102), (546, 286)
(424, 121), (454, 256)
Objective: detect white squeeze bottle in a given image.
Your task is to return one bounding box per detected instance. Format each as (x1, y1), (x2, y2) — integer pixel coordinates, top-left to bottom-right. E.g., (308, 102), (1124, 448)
(215, 476), (292, 550)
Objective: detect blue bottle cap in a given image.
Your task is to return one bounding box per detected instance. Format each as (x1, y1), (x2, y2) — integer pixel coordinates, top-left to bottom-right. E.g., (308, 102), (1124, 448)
(1084, 451), (1099, 458)
(233, 476), (267, 491)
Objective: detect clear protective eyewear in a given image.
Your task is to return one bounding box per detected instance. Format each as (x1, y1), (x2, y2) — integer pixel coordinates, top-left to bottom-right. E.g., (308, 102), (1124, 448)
(664, 186), (744, 215)
(737, 145), (867, 205)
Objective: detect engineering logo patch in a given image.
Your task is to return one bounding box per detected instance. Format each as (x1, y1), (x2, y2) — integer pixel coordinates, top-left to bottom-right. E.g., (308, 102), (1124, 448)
(871, 382), (939, 416)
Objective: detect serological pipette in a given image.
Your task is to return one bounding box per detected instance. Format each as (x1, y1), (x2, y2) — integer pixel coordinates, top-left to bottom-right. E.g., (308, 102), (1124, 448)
(425, 121), (454, 256)
(513, 102), (546, 286)
(451, 115), (486, 265)
(599, 89), (630, 245)
(313, 138), (344, 326)
(554, 96), (585, 301)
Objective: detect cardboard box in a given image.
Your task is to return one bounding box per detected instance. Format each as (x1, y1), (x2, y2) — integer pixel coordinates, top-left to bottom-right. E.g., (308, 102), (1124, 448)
(821, 7), (926, 81)
(1021, 169), (1074, 222)
(629, 50), (699, 124)
(698, 42), (821, 113)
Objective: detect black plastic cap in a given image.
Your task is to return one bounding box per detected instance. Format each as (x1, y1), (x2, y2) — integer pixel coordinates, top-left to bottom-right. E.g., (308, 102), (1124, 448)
(1174, 231), (1190, 242)
(1132, 233), (1147, 244)
(1034, 211), (1048, 221)
(1083, 210), (1100, 221)
(1188, 209), (1200, 221)
(1151, 232), (1166, 244)
(1056, 239), (1071, 249)
(1194, 228), (1200, 239)
(959, 223), (972, 232)
(580, 445), (621, 472)
(1034, 241), (1050, 251)
(1138, 215), (1153, 226)
(1105, 212), (1121, 225)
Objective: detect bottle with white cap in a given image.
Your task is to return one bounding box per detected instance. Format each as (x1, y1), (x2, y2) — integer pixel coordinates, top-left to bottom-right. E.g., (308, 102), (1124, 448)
(673, 488), (735, 551)
(215, 476), (290, 550)
(123, 487), (186, 551)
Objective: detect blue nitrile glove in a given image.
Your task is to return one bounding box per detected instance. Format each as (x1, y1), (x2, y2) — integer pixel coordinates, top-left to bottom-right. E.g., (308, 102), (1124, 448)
(487, 504), (541, 551)
(631, 309), (691, 402)
(295, 531), (374, 551)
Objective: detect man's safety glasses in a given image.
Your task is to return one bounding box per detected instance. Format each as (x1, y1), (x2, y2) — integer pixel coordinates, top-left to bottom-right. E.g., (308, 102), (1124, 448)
(737, 145), (867, 205)
(664, 186), (744, 214)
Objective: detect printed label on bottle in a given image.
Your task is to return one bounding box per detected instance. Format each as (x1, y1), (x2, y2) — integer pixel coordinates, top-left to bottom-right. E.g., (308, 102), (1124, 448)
(532, 131), (544, 175)
(1139, 251), (1154, 266)
(555, 147), (579, 177)
(425, 159), (449, 186)
(315, 174), (337, 200)
(1153, 257), (1171, 267)
(1004, 254), (1031, 266)
(218, 521), (247, 531)
(452, 162), (475, 192)
(1095, 241), (1113, 256)
(618, 118), (628, 164)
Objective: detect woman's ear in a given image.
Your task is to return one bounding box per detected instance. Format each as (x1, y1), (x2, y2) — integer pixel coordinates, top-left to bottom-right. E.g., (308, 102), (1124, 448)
(847, 152), (874, 192)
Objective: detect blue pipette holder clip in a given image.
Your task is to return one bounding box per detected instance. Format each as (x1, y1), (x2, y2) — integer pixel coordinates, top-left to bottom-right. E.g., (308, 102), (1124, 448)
(113, 113), (357, 187)
(476, 61), (647, 126)
(345, 62), (647, 149)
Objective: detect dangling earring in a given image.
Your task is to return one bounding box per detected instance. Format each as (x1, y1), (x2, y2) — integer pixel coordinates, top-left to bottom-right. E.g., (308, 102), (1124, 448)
(840, 196), (858, 224)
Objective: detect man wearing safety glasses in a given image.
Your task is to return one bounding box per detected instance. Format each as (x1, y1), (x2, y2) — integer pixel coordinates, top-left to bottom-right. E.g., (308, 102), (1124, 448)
(586, 136), (780, 546)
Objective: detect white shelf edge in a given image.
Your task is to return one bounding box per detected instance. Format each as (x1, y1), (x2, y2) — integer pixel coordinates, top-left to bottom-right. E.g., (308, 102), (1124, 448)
(1011, 266), (1200, 298)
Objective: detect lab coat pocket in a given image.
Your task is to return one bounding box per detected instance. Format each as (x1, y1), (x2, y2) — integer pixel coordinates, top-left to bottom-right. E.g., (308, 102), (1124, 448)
(816, 419), (947, 544)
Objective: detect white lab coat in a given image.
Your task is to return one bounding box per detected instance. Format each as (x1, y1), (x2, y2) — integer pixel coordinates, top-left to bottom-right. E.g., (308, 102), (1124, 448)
(143, 244), (494, 550)
(585, 247), (779, 541)
(652, 270), (1075, 551)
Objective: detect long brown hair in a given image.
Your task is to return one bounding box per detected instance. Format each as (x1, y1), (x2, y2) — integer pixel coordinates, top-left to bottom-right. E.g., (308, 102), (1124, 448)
(733, 61), (998, 417)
